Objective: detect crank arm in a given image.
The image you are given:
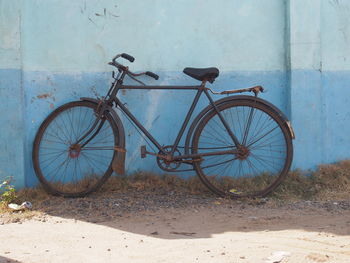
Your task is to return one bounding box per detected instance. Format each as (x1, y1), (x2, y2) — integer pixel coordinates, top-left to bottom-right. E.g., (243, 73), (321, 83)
(140, 146), (169, 160)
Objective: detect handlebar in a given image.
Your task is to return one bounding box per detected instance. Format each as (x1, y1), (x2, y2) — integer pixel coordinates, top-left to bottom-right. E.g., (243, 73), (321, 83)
(121, 53), (135, 62)
(111, 53), (134, 63)
(109, 53), (159, 81)
(145, 71), (159, 80)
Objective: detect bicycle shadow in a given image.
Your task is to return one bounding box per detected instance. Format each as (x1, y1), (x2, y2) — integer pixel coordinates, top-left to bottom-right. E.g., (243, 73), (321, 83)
(33, 194), (350, 240)
(102, 206), (350, 239)
(0, 255), (22, 263)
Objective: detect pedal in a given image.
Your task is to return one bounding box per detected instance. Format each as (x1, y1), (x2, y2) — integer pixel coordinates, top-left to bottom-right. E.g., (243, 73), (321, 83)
(140, 145), (147, 158)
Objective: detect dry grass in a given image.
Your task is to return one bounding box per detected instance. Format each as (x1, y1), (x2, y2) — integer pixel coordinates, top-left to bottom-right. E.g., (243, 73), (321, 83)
(15, 186), (52, 203)
(0, 206), (43, 222)
(271, 160), (350, 201)
(1, 161), (348, 224)
(98, 172), (210, 195)
(8, 160), (350, 206)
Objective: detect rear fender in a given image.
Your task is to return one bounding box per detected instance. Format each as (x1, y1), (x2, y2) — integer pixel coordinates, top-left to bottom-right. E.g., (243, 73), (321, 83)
(80, 97), (126, 175)
(184, 95), (295, 154)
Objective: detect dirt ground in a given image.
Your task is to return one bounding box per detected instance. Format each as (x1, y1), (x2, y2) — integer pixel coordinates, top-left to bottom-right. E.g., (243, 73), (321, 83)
(0, 194), (349, 263)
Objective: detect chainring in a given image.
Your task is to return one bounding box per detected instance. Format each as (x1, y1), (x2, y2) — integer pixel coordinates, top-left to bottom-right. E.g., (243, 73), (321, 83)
(156, 145), (182, 172)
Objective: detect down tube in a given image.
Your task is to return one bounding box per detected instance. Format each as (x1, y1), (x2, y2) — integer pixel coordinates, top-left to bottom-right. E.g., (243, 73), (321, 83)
(114, 97), (164, 152)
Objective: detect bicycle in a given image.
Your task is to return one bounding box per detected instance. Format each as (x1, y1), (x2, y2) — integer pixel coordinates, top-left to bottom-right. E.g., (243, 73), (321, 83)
(32, 53), (295, 198)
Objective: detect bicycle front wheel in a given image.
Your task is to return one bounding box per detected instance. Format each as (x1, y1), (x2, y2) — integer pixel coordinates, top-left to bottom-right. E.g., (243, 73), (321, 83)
(192, 99), (293, 198)
(32, 101), (120, 197)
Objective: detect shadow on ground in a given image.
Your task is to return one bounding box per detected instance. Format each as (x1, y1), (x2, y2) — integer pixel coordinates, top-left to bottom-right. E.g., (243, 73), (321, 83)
(0, 255), (22, 263)
(11, 189), (350, 240)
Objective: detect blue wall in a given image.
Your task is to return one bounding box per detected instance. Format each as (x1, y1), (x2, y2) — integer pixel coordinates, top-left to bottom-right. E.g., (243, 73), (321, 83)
(1, 0), (350, 188)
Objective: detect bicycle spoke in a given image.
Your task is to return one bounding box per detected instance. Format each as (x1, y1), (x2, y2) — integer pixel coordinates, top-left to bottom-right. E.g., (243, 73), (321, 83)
(242, 106), (255, 145)
(247, 126), (279, 148)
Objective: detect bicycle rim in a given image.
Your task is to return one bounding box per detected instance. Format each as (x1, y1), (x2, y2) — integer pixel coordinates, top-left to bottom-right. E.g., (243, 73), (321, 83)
(192, 100), (293, 198)
(33, 101), (118, 197)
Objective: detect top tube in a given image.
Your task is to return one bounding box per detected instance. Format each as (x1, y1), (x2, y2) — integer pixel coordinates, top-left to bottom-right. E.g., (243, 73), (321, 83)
(119, 85), (203, 90)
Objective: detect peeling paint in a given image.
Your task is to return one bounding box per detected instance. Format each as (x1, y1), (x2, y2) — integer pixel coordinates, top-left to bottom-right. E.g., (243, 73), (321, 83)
(36, 93), (52, 99)
(90, 85), (102, 98)
(85, 4), (119, 30)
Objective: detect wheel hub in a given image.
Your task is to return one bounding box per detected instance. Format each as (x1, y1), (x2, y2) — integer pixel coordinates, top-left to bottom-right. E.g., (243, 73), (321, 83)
(237, 146), (250, 160)
(69, 144), (81, 159)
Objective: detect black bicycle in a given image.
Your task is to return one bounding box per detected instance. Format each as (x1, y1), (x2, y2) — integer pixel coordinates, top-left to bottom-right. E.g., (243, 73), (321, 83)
(32, 53), (295, 198)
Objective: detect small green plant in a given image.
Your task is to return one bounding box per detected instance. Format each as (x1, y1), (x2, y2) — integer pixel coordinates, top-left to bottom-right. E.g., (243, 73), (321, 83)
(0, 177), (17, 205)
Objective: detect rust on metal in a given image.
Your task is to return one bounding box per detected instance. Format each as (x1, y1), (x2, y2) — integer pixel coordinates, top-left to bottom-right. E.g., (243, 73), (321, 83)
(218, 85), (264, 95)
(114, 147), (126, 152)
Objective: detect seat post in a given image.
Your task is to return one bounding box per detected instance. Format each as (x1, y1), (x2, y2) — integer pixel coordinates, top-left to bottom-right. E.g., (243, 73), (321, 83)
(201, 79), (207, 88)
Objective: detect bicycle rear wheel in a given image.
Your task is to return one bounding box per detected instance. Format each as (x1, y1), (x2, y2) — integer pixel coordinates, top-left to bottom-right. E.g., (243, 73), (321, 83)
(32, 101), (120, 197)
(192, 99), (293, 198)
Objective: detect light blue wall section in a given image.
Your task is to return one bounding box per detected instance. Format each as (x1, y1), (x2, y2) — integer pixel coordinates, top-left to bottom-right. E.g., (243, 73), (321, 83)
(287, 0), (350, 169)
(288, 0), (325, 169)
(320, 1), (350, 165)
(321, 0), (350, 71)
(1, 0), (350, 187)
(0, 1), (21, 69)
(0, 69), (25, 188)
(0, 1), (25, 188)
(20, 0), (286, 72)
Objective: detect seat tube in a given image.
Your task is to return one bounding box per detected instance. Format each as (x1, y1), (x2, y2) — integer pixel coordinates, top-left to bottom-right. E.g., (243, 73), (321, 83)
(170, 89), (203, 155)
(203, 89), (241, 147)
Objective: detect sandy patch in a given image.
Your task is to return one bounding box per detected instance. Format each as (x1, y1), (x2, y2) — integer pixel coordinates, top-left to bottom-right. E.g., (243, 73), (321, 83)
(0, 202), (349, 263)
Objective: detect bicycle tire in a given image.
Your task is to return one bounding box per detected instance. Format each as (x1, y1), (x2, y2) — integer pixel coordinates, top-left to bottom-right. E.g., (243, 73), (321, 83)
(192, 99), (293, 198)
(32, 101), (120, 197)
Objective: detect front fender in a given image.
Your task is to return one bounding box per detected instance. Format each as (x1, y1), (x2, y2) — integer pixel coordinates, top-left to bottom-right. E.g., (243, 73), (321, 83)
(80, 97), (126, 175)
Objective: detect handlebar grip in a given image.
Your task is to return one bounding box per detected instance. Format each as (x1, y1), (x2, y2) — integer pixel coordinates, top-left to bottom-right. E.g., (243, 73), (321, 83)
(121, 53), (135, 62)
(146, 71), (159, 80)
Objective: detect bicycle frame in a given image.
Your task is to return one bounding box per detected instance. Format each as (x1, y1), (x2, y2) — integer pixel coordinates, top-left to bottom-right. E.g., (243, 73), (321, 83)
(100, 70), (242, 162)
(32, 53), (295, 198)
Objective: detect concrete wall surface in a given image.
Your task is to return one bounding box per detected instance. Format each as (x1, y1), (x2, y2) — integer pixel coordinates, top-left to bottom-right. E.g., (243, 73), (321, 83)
(0, 0), (350, 188)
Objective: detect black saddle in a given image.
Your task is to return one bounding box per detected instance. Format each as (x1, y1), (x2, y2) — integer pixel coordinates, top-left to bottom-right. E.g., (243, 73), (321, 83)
(183, 67), (219, 83)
